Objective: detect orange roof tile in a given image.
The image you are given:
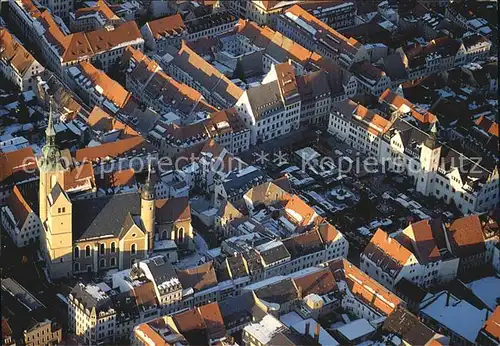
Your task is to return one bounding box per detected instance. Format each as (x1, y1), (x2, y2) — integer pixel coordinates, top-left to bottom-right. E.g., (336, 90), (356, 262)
(177, 261), (218, 293)
(284, 194), (317, 226)
(0, 147), (37, 182)
(155, 197), (191, 223)
(316, 220), (339, 243)
(197, 302), (226, 340)
(74, 0), (119, 21)
(379, 89), (437, 124)
(0, 28), (37, 77)
(87, 106), (138, 137)
(329, 259), (403, 316)
(79, 61), (131, 107)
(172, 309), (206, 333)
(446, 215), (486, 257)
(482, 306), (500, 340)
(406, 219), (442, 264)
(19, 0), (42, 19)
(294, 268), (337, 296)
(364, 229), (414, 276)
(475, 116), (499, 137)
(73, 136), (149, 162)
(64, 162), (95, 192)
(6, 185), (32, 225)
(135, 323), (169, 346)
(147, 13), (185, 40)
(96, 168), (136, 189)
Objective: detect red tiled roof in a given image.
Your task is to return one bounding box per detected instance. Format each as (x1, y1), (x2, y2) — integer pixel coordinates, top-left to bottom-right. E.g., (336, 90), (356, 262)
(73, 136), (150, 162)
(6, 185), (32, 225)
(197, 302), (226, 340)
(364, 229), (414, 276)
(406, 219), (442, 264)
(0, 147), (37, 183)
(0, 28), (37, 77)
(446, 215), (486, 257)
(329, 259), (403, 316)
(155, 197), (191, 223)
(284, 195), (317, 226)
(294, 268), (337, 296)
(379, 89), (437, 124)
(64, 162), (95, 192)
(177, 261), (217, 293)
(475, 116), (499, 137)
(147, 13), (185, 40)
(482, 306), (500, 340)
(74, 0), (118, 21)
(135, 323), (169, 346)
(79, 62), (131, 108)
(87, 106), (138, 137)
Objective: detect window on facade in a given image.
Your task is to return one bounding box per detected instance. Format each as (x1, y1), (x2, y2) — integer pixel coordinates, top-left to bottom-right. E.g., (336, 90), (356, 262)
(110, 257), (116, 266)
(99, 259), (105, 268)
(85, 245), (91, 257)
(111, 242), (116, 253)
(131, 244), (136, 255)
(74, 247), (80, 259)
(99, 243), (105, 255)
(74, 262), (80, 272)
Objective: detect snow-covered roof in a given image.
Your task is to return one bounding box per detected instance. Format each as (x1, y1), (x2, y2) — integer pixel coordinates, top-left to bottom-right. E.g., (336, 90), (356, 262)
(466, 276), (500, 310)
(335, 319), (375, 341)
(420, 292), (488, 343)
(244, 314), (285, 344)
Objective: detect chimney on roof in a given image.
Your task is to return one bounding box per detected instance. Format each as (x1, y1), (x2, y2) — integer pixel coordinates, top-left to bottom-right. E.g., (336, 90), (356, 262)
(305, 321), (310, 337)
(314, 322), (320, 343)
(445, 291), (450, 306)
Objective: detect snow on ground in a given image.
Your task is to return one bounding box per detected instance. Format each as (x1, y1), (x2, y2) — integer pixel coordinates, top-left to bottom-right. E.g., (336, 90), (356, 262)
(174, 232), (209, 270)
(467, 276), (500, 310)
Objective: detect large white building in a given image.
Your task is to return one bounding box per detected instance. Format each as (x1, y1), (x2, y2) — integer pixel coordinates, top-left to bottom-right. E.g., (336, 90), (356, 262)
(328, 91), (499, 215)
(236, 62), (301, 145)
(0, 28), (45, 91)
(9, 1), (144, 77)
(275, 5), (369, 70)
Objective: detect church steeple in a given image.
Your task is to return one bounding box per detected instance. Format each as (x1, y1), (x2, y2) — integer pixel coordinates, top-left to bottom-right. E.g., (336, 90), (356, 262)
(41, 96), (63, 172)
(141, 160), (155, 201)
(424, 121), (439, 149)
(141, 160), (156, 250)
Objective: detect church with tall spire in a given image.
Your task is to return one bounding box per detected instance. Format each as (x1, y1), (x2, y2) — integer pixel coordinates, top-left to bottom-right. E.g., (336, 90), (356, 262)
(38, 98), (193, 279)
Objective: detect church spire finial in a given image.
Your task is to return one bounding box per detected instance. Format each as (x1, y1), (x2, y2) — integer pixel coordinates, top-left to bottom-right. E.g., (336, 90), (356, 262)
(142, 159), (155, 201)
(46, 95), (56, 140)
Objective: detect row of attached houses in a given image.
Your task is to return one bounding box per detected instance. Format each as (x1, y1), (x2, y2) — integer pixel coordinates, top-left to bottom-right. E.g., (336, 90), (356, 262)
(9, 0), (144, 77)
(361, 212), (499, 291)
(141, 11), (239, 52)
(0, 27), (45, 91)
(328, 90), (499, 215)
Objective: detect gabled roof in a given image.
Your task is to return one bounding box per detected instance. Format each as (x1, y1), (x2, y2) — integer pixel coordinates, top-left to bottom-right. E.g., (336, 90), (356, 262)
(0, 147), (36, 183)
(380, 88), (437, 124)
(254, 278), (299, 305)
(446, 215), (486, 258)
(87, 106), (138, 137)
(177, 261), (218, 292)
(284, 195), (317, 227)
(172, 309), (207, 345)
(283, 230), (324, 259)
(198, 302), (226, 340)
(155, 197), (190, 223)
(405, 219), (442, 264)
(482, 306), (500, 342)
(363, 229), (414, 277)
(474, 116), (499, 137)
(166, 41), (243, 106)
(6, 185), (33, 225)
(78, 61), (131, 108)
(146, 13), (185, 40)
(293, 268), (337, 297)
(0, 28), (37, 77)
(73, 136), (153, 163)
(73, 0), (119, 21)
(315, 219), (339, 243)
(329, 259), (403, 316)
(37, 10), (142, 63)
(72, 193), (141, 241)
(382, 306), (438, 345)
